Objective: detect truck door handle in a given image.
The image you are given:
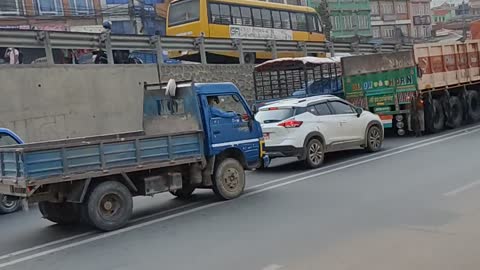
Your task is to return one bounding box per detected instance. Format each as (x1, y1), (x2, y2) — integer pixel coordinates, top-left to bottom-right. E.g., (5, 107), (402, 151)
(213, 131), (221, 134)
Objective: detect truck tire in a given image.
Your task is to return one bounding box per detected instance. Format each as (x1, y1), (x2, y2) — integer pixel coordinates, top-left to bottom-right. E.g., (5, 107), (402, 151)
(304, 139), (324, 169)
(467, 90), (480, 122)
(212, 158), (245, 200)
(169, 185), (196, 200)
(446, 96), (463, 129)
(365, 125), (383, 153)
(428, 98), (445, 133)
(83, 181), (133, 231)
(0, 195), (21, 214)
(38, 201), (79, 225)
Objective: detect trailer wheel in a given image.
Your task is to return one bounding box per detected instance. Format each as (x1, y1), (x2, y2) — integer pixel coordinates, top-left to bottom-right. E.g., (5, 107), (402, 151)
(446, 96), (463, 129)
(467, 90), (480, 122)
(169, 184), (196, 200)
(38, 202), (79, 225)
(0, 195), (21, 214)
(212, 158), (245, 200)
(428, 98), (445, 133)
(83, 181), (132, 231)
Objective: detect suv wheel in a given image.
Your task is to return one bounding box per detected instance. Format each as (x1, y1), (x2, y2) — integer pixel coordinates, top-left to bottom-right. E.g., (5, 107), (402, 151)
(304, 139), (324, 169)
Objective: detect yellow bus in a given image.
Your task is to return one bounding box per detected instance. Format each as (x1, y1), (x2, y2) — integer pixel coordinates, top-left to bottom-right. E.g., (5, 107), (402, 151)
(166, 0), (325, 63)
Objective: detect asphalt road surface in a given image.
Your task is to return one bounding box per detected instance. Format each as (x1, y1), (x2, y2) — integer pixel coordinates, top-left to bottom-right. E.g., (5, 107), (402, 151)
(1, 125), (480, 270)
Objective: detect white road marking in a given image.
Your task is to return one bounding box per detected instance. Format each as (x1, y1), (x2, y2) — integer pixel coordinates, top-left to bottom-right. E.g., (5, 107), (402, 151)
(0, 126), (478, 268)
(443, 179), (480, 197)
(262, 264), (284, 270)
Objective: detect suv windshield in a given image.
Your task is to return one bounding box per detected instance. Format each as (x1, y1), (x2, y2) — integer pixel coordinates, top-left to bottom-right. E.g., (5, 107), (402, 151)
(255, 108), (294, 124)
(168, 0), (200, 26)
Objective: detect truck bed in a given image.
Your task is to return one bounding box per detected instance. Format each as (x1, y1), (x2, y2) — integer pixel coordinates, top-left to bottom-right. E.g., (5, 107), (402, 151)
(0, 130), (203, 187)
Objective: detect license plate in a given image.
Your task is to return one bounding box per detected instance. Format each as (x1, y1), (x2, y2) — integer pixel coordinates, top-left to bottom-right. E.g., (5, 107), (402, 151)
(263, 133), (270, 140)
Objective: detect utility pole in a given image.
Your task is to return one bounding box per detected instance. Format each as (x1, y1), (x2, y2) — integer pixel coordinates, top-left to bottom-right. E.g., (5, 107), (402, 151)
(128, 0), (138, 34)
(462, 0), (467, 41)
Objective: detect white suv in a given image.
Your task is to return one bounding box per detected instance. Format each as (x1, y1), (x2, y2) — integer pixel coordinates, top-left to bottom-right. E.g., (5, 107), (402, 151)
(255, 95), (383, 168)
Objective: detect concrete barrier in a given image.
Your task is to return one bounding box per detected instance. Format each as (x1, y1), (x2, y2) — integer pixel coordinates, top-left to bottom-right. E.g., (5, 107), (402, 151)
(0, 64), (254, 142)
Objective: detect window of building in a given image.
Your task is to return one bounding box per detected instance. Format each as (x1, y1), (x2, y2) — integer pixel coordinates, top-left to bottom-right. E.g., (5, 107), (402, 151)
(381, 1), (394, 14)
(372, 26), (380, 38)
(36, 0), (63, 15)
(357, 15), (369, 29)
(399, 24), (408, 35)
(370, 2), (380, 15)
(395, 1), (407, 14)
(0, 0), (23, 15)
(343, 15), (353, 29)
(382, 25), (394, 37)
(111, 20), (135, 34)
(69, 0), (93, 15)
(424, 26), (430, 37)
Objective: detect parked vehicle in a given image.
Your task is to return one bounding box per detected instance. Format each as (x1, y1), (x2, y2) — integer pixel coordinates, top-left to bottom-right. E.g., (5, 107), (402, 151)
(253, 57), (343, 112)
(0, 80), (267, 231)
(0, 128), (24, 214)
(255, 95), (383, 168)
(343, 41), (480, 135)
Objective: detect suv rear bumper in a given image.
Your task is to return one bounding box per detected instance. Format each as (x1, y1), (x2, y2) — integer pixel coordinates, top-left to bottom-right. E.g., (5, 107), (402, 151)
(265, 146), (304, 159)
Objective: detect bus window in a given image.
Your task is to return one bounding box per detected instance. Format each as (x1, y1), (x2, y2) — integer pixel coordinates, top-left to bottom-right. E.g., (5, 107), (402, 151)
(261, 9), (272, 28)
(307, 13), (319, 32)
(280, 11), (291, 29)
(231, 6), (242, 25)
(272, 11), (281, 29)
(252, 8), (262, 27)
(168, 0), (200, 26)
(240, 6), (252, 26)
(219, 4), (232, 24)
(291, 13), (307, 31)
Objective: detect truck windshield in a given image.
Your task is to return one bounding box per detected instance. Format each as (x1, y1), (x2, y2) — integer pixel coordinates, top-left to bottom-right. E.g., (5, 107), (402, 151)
(168, 0), (200, 26)
(0, 134), (19, 146)
(255, 108), (294, 124)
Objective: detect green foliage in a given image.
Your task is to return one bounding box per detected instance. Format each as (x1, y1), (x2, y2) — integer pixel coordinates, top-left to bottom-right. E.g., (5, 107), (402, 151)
(315, 0), (332, 40)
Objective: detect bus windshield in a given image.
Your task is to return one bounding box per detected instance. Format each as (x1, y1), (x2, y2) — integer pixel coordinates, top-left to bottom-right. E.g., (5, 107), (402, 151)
(168, 0), (200, 26)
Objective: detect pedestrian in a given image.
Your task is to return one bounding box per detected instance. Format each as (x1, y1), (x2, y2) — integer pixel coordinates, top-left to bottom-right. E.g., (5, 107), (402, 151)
(4, 48), (21, 64)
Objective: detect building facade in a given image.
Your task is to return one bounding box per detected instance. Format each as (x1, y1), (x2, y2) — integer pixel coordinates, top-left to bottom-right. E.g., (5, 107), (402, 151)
(0, 0), (102, 30)
(370, 0), (412, 42)
(410, 0), (432, 40)
(431, 3), (455, 24)
(327, 0), (372, 41)
(101, 0), (165, 35)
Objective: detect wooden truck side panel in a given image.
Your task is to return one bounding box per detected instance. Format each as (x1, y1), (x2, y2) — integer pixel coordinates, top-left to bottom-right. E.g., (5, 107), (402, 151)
(415, 40), (480, 91)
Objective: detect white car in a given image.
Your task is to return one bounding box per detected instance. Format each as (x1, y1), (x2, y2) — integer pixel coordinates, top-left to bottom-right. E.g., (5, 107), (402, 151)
(255, 95), (384, 168)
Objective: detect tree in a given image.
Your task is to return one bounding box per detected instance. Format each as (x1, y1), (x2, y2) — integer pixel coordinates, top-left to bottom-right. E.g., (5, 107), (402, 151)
(315, 0), (332, 41)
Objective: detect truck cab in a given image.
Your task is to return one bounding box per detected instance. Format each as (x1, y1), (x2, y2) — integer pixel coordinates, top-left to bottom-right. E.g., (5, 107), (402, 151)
(196, 83), (266, 169)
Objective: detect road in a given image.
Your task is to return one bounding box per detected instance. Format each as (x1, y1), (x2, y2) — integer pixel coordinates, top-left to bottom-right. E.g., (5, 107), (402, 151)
(1, 125), (480, 270)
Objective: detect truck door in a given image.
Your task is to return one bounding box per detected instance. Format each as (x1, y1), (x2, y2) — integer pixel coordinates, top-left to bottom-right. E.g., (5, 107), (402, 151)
(203, 94), (261, 163)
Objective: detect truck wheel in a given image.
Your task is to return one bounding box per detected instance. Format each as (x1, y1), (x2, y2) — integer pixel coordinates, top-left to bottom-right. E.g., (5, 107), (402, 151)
(212, 158), (245, 200)
(446, 96), (463, 129)
(170, 184), (196, 200)
(430, 98), (445, 133)
(365, 125), (383, 153)
(83, 181), (133, 231)
(467, 90), (480, 122)
(0, 195), (21, 214)
(304, 139), (324, 169)
(38, 201), (79, 225)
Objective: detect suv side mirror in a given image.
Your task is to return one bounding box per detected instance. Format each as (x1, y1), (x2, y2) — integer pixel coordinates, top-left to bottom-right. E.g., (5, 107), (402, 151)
(355, 107), (363, 117)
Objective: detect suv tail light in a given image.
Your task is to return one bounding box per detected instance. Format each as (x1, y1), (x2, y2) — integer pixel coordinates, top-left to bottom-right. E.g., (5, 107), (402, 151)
(278, 120), (303, 128)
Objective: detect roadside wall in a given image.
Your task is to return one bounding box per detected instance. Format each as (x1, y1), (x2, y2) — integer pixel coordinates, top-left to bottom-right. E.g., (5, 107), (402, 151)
(0, 64), (254, 142)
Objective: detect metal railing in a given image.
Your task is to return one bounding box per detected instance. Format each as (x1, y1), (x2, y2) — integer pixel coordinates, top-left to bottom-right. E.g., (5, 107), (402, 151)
(0, 30), (413, 64)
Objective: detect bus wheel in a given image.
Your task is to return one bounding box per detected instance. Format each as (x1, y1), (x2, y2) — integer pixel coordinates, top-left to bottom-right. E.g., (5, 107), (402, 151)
(467, 90), (480, 122)
(446, 96), (463, 129)
(243, 53), (256, 64)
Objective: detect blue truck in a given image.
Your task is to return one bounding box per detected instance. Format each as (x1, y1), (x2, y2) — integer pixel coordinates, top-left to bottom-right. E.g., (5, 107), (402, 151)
(0, 80), (267, 231)
(0, 128), (24, 214)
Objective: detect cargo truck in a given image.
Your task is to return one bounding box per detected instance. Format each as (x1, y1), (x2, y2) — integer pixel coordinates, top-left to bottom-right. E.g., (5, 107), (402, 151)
(0, 80), (268, 231)
(343, 41), (480, 135)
